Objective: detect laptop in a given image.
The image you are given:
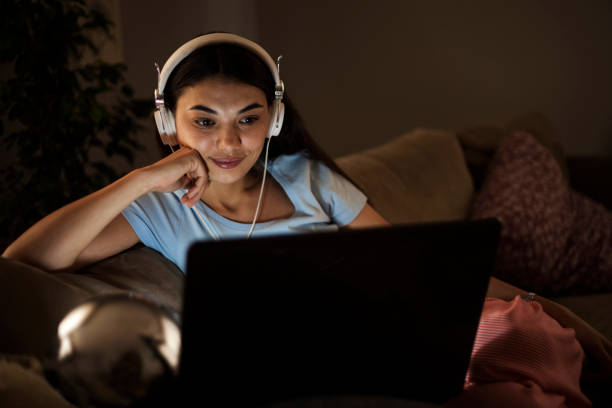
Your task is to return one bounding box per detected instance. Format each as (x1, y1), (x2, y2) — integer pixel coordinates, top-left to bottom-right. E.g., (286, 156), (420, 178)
(178, 218), (501, 406)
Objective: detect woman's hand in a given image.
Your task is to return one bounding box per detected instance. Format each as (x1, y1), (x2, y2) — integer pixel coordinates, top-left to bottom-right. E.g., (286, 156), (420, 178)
(143, 147), (209, 207)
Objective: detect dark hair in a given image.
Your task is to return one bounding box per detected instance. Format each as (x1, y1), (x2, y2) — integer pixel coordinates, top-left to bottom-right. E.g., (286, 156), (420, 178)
(162, 41), (351, 181)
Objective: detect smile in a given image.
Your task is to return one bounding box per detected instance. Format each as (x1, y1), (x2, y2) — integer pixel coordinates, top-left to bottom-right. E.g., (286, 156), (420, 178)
(210, 157), (244, 169)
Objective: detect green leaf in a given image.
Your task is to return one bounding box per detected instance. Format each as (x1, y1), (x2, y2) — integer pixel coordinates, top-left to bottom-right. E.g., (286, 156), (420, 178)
(0, 0), (145, 245)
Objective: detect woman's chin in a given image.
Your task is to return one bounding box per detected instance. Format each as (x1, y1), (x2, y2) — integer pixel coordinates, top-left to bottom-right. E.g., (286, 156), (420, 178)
(207, 169), (247, 186)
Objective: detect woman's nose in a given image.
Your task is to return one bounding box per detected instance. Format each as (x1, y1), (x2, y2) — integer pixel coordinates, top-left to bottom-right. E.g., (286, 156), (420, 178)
(216, 125), (241, 150)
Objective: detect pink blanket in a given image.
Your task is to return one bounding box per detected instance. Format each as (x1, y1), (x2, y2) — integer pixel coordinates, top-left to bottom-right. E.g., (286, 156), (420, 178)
(447, 296), (591, 408)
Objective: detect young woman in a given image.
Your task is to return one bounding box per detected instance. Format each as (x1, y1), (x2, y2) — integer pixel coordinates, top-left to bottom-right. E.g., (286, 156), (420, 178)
(3, 33), (609, 406)
(3, 33), (387, 273)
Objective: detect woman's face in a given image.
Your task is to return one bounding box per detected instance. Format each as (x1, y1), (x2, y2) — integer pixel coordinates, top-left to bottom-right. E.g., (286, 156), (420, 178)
(174, 77), (271, 185)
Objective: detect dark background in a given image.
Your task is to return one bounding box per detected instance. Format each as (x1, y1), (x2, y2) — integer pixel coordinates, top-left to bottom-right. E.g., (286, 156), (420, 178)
(5, 0), (612, 171)
(115, 0), (612, 172)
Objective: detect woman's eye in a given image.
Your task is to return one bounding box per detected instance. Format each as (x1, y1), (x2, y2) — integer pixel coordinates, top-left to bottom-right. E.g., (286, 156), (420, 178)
(239, 116), (259, 125)
(195, 118), (214, 128)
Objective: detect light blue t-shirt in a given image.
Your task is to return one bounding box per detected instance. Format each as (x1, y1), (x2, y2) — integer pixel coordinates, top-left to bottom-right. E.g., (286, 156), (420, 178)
(121, 151), (367, 273)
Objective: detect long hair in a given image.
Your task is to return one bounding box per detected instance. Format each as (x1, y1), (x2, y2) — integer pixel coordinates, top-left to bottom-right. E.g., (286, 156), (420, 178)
(161, 41), (351, 180)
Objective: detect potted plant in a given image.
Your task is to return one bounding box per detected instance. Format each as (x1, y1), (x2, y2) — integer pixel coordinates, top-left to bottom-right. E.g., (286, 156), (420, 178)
(0, 0), (150, 250)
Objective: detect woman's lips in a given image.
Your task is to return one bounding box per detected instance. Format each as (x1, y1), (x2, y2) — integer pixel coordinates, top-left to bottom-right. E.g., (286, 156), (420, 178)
(210, 157), (244, 169)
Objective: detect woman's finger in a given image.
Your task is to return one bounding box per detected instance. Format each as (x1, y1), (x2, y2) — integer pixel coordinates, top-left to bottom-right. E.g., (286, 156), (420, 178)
(184, 152), (209, 205)
(182, 178), (196, 204)
(149, 147), (209, 198)
(190, 177), (207, 206)
(184, 177), (206, 207)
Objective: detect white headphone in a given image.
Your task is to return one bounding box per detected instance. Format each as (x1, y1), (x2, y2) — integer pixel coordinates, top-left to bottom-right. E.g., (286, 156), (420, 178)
(153, 33), (285, 146)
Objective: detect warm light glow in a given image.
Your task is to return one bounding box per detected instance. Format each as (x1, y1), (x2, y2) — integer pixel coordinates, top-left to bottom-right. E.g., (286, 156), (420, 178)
(57, 302), (95, 360)
(58, 302), (95, 338)
(158, 316), (181, 372)
(58, 337), (72, 360)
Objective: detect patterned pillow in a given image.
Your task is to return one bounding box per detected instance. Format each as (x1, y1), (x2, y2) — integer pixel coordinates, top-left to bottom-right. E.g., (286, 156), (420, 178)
(470, 131), (612, 295)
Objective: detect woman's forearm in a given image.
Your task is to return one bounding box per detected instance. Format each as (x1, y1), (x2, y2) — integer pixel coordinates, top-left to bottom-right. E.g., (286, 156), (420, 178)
(3, 147), (208, 271)
(2, 168), (152, 270)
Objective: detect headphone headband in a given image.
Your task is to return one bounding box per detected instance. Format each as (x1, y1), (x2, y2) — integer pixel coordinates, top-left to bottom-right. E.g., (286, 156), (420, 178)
(155, 33), (284, 101)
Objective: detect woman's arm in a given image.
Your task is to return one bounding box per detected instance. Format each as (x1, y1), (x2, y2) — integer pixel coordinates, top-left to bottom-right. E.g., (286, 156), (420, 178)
(2, 147), (208, 272)
(3, 171), (148, 271)
(345, 204), (390, 229)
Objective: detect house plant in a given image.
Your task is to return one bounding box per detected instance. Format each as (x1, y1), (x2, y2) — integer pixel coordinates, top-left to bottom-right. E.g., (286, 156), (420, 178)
(0, 0), (150, 250)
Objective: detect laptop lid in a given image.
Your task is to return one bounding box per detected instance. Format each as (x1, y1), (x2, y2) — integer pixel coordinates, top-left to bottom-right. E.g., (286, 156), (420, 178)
(179, 218), (501, 406)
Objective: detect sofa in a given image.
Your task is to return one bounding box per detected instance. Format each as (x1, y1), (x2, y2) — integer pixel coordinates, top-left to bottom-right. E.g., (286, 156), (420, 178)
(1, 112), (611, 407)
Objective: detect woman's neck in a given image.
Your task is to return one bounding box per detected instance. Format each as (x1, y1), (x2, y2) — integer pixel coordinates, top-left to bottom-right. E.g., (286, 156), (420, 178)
(200, 166), (263, 215)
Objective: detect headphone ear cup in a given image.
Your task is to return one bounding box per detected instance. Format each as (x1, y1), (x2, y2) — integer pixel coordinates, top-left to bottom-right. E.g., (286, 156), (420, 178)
(269, 100), (285, 137)
(154, 107), (179, 146)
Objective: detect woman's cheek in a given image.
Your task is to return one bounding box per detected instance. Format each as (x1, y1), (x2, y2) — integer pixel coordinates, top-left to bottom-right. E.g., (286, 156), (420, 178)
(181, 132), (212, 153)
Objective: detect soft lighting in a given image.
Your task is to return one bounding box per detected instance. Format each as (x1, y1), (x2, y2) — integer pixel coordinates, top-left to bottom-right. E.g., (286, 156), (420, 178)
(57, 302), (95, 359)
(158, 315), (181, 372)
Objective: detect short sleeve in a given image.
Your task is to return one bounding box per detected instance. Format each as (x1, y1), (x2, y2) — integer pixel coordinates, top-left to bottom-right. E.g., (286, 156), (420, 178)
(309, 160), (367, 227)
(121, 192), (184, 268)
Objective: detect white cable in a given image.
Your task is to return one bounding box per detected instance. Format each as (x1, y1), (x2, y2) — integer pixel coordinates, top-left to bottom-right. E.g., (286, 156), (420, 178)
(169, 139), (271, 241)
(247, 136), (272, 238)
(192, 205), (220, 241)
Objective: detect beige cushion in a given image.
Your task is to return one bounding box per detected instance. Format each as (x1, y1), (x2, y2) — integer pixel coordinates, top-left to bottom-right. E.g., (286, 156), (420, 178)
(62, 245), (184, 313)
(0, 246), (183, 359)
(0, 357), (75, 408)
(336, 129), (474, 224)
(0, 257), (90, 358)
(554, 293), (612, 341)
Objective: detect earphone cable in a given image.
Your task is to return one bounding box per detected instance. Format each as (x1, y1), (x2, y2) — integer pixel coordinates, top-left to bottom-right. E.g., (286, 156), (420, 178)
(192, 204), (220, 241)
(247, 135), (272, 238)
(169, 138), (272, 241)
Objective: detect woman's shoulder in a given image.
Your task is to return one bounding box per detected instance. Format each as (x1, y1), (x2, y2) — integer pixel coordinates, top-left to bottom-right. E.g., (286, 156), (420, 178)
(270, 150), (329, 181)
(269, 150), (367, 226)
(270, 149), (309, 167)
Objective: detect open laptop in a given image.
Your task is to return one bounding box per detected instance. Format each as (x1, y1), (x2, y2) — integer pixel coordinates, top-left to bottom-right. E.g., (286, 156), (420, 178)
(178, 218), (501, 406)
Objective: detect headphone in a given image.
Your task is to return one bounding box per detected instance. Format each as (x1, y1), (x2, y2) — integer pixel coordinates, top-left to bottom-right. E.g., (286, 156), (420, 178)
(153, 33), (285, 147)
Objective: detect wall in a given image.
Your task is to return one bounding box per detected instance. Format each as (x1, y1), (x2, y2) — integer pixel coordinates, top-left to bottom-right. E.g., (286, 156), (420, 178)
(119, 0), (612, 164)
(257, 0), (612, 157)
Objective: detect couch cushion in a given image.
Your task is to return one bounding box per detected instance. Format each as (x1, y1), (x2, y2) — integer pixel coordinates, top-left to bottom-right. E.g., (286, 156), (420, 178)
(0, 356), (75, 407)
(470, 131), (612, 296)
(554, 293), (612, 342)
(0, 258), (90, 358)
(457, 112), (569, 190)
(0, 245), (183, 359)
(63, 245), (184, 314)
(336, 129), (473, 224)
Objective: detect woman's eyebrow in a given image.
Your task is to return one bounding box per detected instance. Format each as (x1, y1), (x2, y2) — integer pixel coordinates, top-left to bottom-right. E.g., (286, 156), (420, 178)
(238, 103), (263, 114)
(189, 103), (264, 115)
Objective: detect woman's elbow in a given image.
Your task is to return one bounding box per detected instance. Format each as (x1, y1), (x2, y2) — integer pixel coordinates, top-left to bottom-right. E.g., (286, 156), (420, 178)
(2, 242), (69, 272)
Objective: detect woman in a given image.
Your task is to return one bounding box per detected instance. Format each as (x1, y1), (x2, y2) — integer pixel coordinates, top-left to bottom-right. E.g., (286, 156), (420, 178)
(2, 33), (609, 406)
(3, 33), (387, 273)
